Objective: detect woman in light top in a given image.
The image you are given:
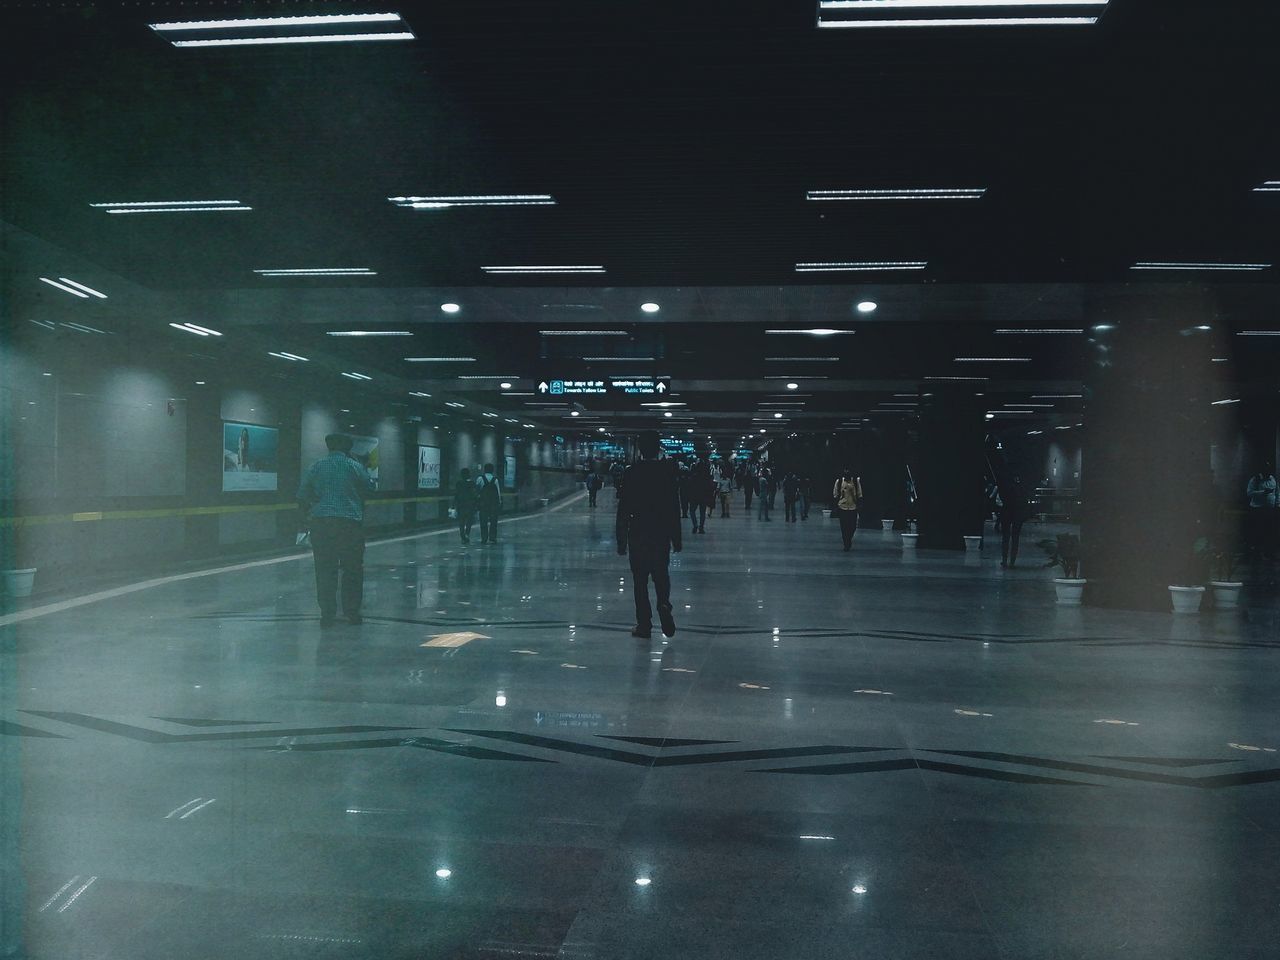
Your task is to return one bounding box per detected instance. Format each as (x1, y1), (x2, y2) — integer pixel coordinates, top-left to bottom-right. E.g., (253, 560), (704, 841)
(833, 469), (863, 552)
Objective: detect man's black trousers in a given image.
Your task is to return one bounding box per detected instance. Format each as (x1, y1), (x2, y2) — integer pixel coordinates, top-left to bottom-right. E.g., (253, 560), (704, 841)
(629, 539), (672, 629)
(310, 517), (365, 619)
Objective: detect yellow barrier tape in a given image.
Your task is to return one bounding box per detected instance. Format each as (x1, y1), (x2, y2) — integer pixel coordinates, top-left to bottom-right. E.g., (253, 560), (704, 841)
(1, 494), (458, 528)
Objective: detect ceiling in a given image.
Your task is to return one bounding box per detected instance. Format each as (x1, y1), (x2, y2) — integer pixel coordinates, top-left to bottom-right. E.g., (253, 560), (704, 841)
(3, 1), (1278, 437)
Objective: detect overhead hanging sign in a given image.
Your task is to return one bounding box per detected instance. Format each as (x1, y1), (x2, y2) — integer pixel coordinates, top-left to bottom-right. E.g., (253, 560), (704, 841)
(537, 378), (668, 397)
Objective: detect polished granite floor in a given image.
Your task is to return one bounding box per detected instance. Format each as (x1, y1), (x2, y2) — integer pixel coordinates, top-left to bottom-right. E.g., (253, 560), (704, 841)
(4, 495), (1280, 959)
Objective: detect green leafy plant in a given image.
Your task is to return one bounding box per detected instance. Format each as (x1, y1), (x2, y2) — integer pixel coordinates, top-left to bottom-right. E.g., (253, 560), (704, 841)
(1207, 536), (1242, 583)
(1039, 533), (1081, 579)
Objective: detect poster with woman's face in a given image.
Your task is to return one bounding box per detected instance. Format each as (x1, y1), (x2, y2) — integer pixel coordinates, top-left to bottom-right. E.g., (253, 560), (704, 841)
(222, 422), (278, 491)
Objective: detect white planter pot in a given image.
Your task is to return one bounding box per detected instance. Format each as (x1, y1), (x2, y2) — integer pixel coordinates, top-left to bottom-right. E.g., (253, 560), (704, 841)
(2, 568), (37, 598)
(963, 536), (983, 552)
(881, 519), (895, 531)
(900, 533), (919, 550)
(1053, 578), (1086, 606)
(1168, 585), (1206, 614)
(1210, 581), (1243, 611)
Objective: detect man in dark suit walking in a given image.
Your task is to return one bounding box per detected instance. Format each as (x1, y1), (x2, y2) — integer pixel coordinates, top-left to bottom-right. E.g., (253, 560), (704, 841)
(616, 431), (683, 639)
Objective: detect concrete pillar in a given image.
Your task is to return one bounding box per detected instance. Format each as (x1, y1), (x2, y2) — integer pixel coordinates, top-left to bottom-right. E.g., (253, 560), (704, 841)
(915, 387), (987, 549)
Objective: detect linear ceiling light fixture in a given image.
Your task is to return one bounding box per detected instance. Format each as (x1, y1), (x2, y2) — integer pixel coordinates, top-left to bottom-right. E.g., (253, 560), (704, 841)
(389, 195), (555, 209)
(582, 357), (657, 361)
(169, 322), (223, 337)
(806, 188), (985, 201)
(995, 328), (1083, 335)
(1132, 262), (1271, 272)
(340, 372), (373, 381)
(254, 267), (376, 276)
(817, 1), (1107, 29)
(404, 357), (477, 362)
(795, 261), (927, 273)
(765, 357), (841, 362)
(482, 265), (606, 275)
(60, 322), (109, 335)
(1237, 330), (1280, 336)
(90, 200), (251, 213)
(954, 357), (1032, 362)
(326, 330), (412, 337)
(268, 351), (309, 361)
(765, 328), (856, 336)
(540, 329), (628, 336)
(150, 13), (414, 47)
(1252, 181), (1280, 192)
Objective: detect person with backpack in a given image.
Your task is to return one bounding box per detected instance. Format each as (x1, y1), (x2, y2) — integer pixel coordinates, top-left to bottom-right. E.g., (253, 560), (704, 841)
(586, 469), (603, 508)
(453, 467), (477, 544)
(475, 463), (502, 544)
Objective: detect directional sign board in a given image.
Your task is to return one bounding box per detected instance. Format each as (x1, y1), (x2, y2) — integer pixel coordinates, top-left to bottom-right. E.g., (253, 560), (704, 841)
(538, 378), (668, 397)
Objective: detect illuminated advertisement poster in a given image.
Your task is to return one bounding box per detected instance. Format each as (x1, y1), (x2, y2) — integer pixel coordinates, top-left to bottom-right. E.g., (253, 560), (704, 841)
(417, 445), (441, 490)
(348, 434), (380, 483)
(222, 422), (279, 492)
(504, 454), (517, 491)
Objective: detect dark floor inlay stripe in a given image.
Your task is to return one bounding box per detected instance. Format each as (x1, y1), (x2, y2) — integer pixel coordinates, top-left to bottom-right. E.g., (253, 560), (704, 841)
(152, 717), (279, 727)
(22, 711), (420, 743)
(597, 736), (738, 748)
(757, 758), (922, 776)
(0, 720), (68, 738)
(926, 749), (1214, 786)
(1093, 756), (1241, 768)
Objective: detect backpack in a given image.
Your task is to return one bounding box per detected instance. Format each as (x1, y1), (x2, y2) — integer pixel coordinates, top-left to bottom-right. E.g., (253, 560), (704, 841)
(478, 475), (500, 508)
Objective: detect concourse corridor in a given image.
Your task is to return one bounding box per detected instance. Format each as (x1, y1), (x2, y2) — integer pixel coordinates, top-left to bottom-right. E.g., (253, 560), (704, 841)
(5, 498), (1280, 959)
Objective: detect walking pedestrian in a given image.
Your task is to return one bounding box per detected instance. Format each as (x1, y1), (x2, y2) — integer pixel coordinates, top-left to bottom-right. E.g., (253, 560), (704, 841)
(475, 463), (502, 544)
(717, 466), (733, 517)
(617, 431), (682, 639)
(783, 472), (800, 523)
(1246, 464), (1278, 560)
(998, 473), (1032, 567)
(744, 464), (756, 513)
(757, 467), (775, 521)
(690, 458), (713, 533)
(586, 469), (603, 508)
(453, 467), (477, 544)
(833, 469), (862, 551)
(297, 433), (376, 626)
(798, 473), (812, 520)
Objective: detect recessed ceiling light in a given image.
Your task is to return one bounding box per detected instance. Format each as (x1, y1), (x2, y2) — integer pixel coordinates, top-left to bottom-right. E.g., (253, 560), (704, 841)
(571, 411), (580, 417)
(440, 302), (461, 314)
(794, 262), (927, 273)
(774, 413), (784, 419)
(389, 195), (555, 209)
(640, 302), (660, 313)
(327, 330), (413, 337)
(597, 427), (606, 433)
(91, 200), (251, 213)
(856, 301), (877, 314)
(499, 382), (514, 390)
(482, 265), (606, 275)
(807, 187), (985, 200)
(786, 382), (800, 390)
(1132, 262), (1270, 272)
(404, 357), (477, 362)
(664, 412), (673, 418)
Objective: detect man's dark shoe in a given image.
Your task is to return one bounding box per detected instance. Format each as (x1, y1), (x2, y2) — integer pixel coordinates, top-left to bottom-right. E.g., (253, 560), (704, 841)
(631, 624), (652, 639)
(658, 604), (676, 638)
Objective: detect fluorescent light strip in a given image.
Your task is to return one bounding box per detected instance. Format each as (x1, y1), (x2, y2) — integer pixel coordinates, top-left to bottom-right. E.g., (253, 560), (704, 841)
(389, 195), (555, 208)
(327, 330), (412, 337)
(409, 391), (432, 398)
(819, 16), (1099, 27)
(268, 352), (309, 361)
(994, 328), (1083, 334)
(764, 375), (829, 380)
(90, 200), (241, 208)
(1237, 331), (1280, 336)
(582, 357), (657, 361)
(1211, 399), (1241, 406)
(56, 277), (108, 298)
(806, 189), (983, 200)
(456, 375), (520, 380)
(1252, 182), (1280, 192)
(540, 329), (628, 336)
(445, 402), (467, 408)
(151, 13), (404, 31)
(766, 357), (840, 362)
(341, 372), (373, 381)
(482, 265), (606, 274)
(404, 357), (477, 362)
(170, 32), (415, 48)
(924, 376), (989, 381)
(29, 319), (56, 330)
(169, 322), (220, 337)
(1003, 403), (1054, 408)
(795, 261), (927, 272)
(254, 268), (375, 275)
(61, 322), (108, 334)
(1032, 394), (1083, 398)
(1132, 262), (1270, 271)
(39, 277), (89, 298)
(954, 357), (1032, 362)
(821, 0), (1106, 6)
(765, 329), (856, 336)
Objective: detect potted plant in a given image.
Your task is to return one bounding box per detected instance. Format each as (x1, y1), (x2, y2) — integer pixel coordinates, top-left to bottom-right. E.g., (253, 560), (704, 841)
(1208, 537), (1244, 611)
(1040, 533), (1085, 605)
(1168, 536), (1209, 614)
